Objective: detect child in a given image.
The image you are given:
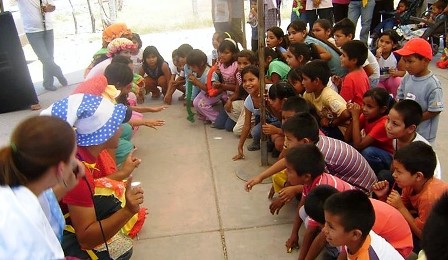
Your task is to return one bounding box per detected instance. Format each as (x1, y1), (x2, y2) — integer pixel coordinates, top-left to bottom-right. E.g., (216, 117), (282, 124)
(212, 39), (239, 129)
(421, 192), (448, 260)
(211, 31), (228, 66)
(266, 26), (289, 59)
(304, 186), (413, 259)
(130, 33), (143, 74)
(311, 18), (335, 46)
(231, 50), (257, 136)
(287, 68), (305, 95)
(332, 18), (380, 87)
(188, 49), (220, 124)
(164, 49), (186, 105)
(375, 30), (406, 98)
(372, 141), (448, 253)
(285, 42), (315, 69)
(395, 38), (444, 145)
(244, 113), (377, 224)
(385, 100), (441, 179)
(287, 20), (345, 77)
(262, 82), (297, 155)
(139, 46), (172, 100)
(301, 60), (350, 140)
(337, 40), (370, 105)
(284, 144), (355, 253)
(345, 88), (395, 174)
(232, 65), (262, 160)
(322, 190), (404, 259)
(259, 47), (291, 84)
(269, 96), (317, 199)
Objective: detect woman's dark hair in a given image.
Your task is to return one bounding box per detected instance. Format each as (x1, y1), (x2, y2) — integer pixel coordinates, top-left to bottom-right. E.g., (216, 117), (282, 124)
(142, 45), (165, 70)
(111, 54), (132, 65)
(237, 50), (257, 65)
(313, 19), (333, 32)
(241, 65), (260, 79)
(131, 33), (142, 49)
(218, 39), (239, 65)
(363, 87), (396, 116)
(0, 116), (75, 186)
(259, 47), (279, 61)
(288, 43), (320, 63)
(268, 81), (297, 100)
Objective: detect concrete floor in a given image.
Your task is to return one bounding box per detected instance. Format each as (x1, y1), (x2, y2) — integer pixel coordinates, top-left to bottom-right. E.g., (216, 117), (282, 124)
(1, 27), (447, 260)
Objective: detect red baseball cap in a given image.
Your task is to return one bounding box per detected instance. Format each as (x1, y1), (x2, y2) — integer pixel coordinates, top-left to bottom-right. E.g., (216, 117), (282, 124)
(394, 38), (432, 60)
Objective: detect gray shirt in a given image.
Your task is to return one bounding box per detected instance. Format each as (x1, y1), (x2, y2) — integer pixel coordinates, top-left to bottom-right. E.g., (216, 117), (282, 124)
(397, 72), (444, 144)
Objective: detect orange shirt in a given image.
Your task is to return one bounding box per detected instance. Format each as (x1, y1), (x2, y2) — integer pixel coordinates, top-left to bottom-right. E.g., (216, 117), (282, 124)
(401, 178), (448, 230)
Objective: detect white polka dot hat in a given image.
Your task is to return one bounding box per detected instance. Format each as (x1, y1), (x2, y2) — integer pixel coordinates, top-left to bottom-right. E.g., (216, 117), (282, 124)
(41, 93), (127, 146)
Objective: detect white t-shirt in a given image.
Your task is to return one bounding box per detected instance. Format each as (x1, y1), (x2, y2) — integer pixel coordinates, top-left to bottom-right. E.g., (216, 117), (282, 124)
(346, 231), (404, 260)
(378, 53), (398, 80)
(363, 51), (380, 80)
(0, 186), (64, 259)
(17, 0), (54, 33)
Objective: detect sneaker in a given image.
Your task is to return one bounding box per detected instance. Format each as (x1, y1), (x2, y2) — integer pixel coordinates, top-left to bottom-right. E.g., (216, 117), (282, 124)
(247, 142), (260, 151)
(44, 85), (57, 91)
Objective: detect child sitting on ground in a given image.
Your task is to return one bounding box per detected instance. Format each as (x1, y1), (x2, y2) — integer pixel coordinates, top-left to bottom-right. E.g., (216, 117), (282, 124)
(322, 190), (404, 259)
(284, 144), (355, 254)
(374, 30), (406, 98)
(395, 38), (444, 145)
(335, 40), (370, 106)
(139, 46), (171, 100)
(258, 47), (291, 84)
(266, 26), (289, 60)
(345, 88), (395, 174)
(302, 60), (350, 140)
(164, 49), (186, 105)
(384, 100), (441, 180)
(311, 19), (335, 46)
(287, 68), (305, 95)
(332, 18), (380, 87)
(372, 141), (448, 253)
(304, 186), (413, 259)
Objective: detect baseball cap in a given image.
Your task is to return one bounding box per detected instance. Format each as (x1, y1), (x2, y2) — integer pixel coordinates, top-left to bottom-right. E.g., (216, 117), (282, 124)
(394, 38), (432, 60)
(41, 94), (127, 146)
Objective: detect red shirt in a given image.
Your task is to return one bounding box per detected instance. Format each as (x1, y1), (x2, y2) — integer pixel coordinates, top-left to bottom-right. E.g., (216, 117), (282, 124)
(359, 114), (394, 154)
(340, 69), (369, 106)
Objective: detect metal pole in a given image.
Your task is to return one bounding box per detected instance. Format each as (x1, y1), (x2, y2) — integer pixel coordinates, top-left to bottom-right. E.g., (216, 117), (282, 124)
(257, 0), (268, 166)
(0, 0), (4, 13)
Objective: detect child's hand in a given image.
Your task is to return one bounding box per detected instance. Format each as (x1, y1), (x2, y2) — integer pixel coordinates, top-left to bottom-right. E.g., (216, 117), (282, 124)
(268, 186), (275, 199)
(124, 176), (144, 215)
(262, 124), (281, 135)
(233, 146), (245, 161)
(244, 176), (262, 191)
(188, 74), (198, 84)
(331, 75), (342, 87)
(224, 100), (233, 113)
(372, 180), (390, 199)
(376, 47), (383, 59)
(144, 119), (166, 129)
(387, 190), (404, 209)
(269, 198), (285, 215)
(152, 105), (168, 112)
(285, 234), (299, 253)
(347, 102), (361, 117)
(163, 95), (172, 105)
(320, 117), (330, 127)
(278, 186), (298, 203)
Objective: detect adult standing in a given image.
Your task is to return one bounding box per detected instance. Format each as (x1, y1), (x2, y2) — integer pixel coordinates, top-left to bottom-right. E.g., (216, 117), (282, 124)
(249, 0), (279, 52)
(347, 0), (375, 43)
(333, 0), (350, 23)
(305, 0), (333, 29)
(212, 0), (246, 49)
(17, 0), (67, 91)
(370, 0), (394, 37)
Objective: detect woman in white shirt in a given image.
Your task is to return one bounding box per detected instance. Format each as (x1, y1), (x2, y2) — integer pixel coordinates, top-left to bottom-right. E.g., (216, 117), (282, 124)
(0, 115), (84, 259)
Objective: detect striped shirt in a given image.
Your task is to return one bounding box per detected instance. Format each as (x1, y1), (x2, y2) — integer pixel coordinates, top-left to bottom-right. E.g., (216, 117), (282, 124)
(317, 136), (377, 193)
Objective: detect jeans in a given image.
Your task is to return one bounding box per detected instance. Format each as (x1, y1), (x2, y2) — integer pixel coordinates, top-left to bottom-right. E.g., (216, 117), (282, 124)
(373, 17), (395, 35)
(361, 146), (392, 174)
(348, 0), (376, 43)
(291, 10), (307, 23)
(214, 109), (236, 131)
(333, 3), (349, 23)
(26, 30), (64, 88)
(306, 7), (333, 29)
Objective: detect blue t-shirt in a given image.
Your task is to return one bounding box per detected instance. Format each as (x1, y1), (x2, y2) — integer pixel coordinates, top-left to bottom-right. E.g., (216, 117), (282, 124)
(304, 36), (347, 77)
(397, 72), (444, 143)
